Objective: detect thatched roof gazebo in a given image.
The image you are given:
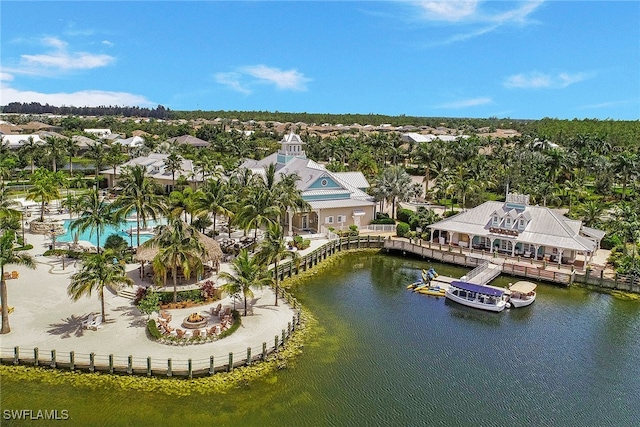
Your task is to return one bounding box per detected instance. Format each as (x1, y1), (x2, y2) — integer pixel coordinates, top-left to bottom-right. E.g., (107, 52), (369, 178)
(135, 229), (223, 281)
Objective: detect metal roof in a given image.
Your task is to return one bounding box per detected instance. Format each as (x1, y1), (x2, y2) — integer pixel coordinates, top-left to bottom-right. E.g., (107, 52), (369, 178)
(450, 281), (505, 297)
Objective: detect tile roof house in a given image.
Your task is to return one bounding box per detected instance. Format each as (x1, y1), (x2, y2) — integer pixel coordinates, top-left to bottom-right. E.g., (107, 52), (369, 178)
(166, 135), (210, 148)
(101, 153), (201, 192)
(428, 193), (605, 267)
(240, 132), (375, 235)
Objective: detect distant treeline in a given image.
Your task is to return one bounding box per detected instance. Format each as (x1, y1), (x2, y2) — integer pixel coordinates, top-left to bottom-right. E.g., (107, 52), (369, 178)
(2, 102), (639, 147)
(0, 102), (172, 119)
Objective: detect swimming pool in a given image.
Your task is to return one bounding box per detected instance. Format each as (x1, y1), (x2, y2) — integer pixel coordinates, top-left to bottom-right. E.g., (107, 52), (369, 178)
(58, 218), (163, 247)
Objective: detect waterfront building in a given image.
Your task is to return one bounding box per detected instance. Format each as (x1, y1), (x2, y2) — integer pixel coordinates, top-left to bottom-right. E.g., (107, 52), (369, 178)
(240, 132), (376, 235)
(427, 193), (606, 267)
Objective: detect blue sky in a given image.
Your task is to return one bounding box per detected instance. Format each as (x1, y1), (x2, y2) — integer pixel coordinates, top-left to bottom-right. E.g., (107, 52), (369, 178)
(1, 1), (639, 120)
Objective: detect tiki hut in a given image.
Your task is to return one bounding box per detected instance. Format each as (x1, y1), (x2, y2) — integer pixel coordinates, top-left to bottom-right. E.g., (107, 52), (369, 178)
(135, 230), (223, 281)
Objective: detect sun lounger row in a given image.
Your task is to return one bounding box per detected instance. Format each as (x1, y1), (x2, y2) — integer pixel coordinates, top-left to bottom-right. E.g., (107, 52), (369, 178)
(2, 271), (19, 280)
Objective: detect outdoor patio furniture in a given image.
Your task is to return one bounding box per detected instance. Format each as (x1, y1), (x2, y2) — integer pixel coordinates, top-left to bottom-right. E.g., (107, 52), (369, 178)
(211, 303), (222, 316)
(2, 272), (10, 280)
(10, 271), (19, 279)
(88, 315), (103, 330)
(159, 310), (172, 322)
(81, 314), (95, 329)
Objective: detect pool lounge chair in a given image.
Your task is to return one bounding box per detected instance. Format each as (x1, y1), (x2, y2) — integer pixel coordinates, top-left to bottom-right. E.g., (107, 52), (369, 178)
(81, 314), (95, 329)
(88, 315), (103, 330)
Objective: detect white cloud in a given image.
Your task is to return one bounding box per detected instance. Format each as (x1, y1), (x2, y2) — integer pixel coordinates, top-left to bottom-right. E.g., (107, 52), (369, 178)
(214, 72), (251, 95)
(504, 71), (592, 89)
(0, 84), (154, 107)
(9, 36), (115, 76)
(438, 97), (492, 109)
(216, 65), (311, 93)
(0, 72), (14, 82)
(414, 1), (479, 22)
(240, 65), (311, 91)
(410, 1), (544, 45)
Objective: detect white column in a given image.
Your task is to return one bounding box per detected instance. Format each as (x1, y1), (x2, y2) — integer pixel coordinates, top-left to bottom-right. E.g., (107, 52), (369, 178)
(511, 240), (516, 257)
(557, 248), (564, 264)
(288, 211), (293, 236)
(490, 238), (495, 253)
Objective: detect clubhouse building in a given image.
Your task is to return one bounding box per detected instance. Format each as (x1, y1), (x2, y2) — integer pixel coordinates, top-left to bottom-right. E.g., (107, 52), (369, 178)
(241, 132), (375, 235)
(427, 193), (605, 268)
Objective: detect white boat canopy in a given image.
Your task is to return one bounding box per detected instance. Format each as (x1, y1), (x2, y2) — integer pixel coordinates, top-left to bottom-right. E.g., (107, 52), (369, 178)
(509, 281), (537, 294)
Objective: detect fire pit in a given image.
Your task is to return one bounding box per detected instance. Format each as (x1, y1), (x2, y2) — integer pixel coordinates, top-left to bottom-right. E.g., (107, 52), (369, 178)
(182, 312), (207, 329)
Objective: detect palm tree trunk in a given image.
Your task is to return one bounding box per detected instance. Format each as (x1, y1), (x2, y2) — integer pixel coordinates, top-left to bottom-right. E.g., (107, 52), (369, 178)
(100, 286), (106, 321)
(137, 217), (141, 247)
(172, 266), (178, 303)
(1, 273), (11, 334)
(274, 261), (279, 306)
(244, 295), (248, 317)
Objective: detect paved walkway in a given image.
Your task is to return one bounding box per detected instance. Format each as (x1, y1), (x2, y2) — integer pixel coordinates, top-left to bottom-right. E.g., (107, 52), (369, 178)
(1, 217), (298, 364)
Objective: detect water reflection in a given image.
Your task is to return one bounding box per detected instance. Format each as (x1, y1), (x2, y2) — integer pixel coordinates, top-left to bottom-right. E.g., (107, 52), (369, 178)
(444, 299), (504, 326)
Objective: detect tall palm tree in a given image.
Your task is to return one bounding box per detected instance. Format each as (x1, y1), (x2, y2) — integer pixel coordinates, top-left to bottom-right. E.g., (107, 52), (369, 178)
(194, 179), (232, 234)
(377, 166), (411, 219)
(1, 229), (35, 333)
(164, 152), (183, 189)
(67, 250), (132, 322)
(219, 249), (272, 316)
(85, 141), (107, 187)
(168, 187), (198, 223)
(42, 134), (70, 173)
(18, 136), (40, 174)
(255, 224), (299, 306)
(113, 165), (166, 247)
(70, 190), (116, 253)
(26, 169), (63, 222)
(147, 218), (205, 303)
(236, 189), (281, 238)
(63, 137), (79, 176)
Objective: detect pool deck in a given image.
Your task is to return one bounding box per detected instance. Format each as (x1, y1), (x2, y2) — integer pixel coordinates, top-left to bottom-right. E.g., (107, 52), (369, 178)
(1, 212), (301, 364)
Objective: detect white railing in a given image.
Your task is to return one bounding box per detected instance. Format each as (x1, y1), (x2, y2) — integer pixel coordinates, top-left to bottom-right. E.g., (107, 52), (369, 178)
(360, 224), (396, 233)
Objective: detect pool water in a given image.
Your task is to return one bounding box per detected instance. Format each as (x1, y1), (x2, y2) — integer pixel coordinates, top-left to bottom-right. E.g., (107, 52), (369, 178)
(57, 218), (163, 247)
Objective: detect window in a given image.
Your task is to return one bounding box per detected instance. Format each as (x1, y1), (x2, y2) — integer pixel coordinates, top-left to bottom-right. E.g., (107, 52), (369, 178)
(337, 215), (345, 223)
(519, 219), (525, 229)
(506, 217), (511, 227)
(321, 178), (328, 187)
(492, 215), (498, 225)
(325, 216), (334, 224)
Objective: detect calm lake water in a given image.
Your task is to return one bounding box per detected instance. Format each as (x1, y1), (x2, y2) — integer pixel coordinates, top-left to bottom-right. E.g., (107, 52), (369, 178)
(2, 252), (640, 426)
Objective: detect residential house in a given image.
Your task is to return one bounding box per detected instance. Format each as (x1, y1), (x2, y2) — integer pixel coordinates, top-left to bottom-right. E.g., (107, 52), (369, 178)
(101, 153), (201, 192)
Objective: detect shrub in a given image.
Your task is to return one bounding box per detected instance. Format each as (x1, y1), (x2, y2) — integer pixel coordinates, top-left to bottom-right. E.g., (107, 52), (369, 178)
(396, 222), (410, 237)
(104, 234), (128, 252)
(201, 280), (217, 300)
(137, 289), (160, 316)
(348, 225), (359, 236)
(133, 287), (147, 306)
(396, 208), (414, 224)
(371, 217), (396, 225)
(147, 319), (163, 340)
(442, 210), (458, 218)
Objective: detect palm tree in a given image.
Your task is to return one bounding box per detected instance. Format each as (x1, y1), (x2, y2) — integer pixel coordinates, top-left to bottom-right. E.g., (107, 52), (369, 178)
(67, 250), (133, 322)
(0, 185), (20, 224)
(1, 229), (35, 333)
(219, 249), (272, 316)
(18, 136), (40, 174)
(377, 166), (411, 219)
(148, 218), (205, 303)
(63, 137), (79, 176)
(236, 189), (281, 238)
(26, 169), (63, 222)
(164, 152), (183, 189)
(42, 134), (69, 173)
(575, 200), (605, 228)
(85, 141), (107, 187)
(194, 179), (232, 234)
(105, 143), (129, 187)
(613, 150), (638, 200)
(70, 190), (116, 253)
(113, 165), (166, 247)
(255, 224), (299, 306)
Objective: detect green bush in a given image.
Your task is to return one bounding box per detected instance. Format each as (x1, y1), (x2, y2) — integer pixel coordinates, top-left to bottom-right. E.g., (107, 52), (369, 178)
(396, 208), (414, 223)
(442, 210), (458, 218)
(14, 244), (34, 251)
(371, 217), (395, 225)
(147, 319), (163, 340)
(157, 289), (204, 304)
(218, 310), (242, 339)
(396, 222), (410, 237)
(601, 234), (622, 250)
